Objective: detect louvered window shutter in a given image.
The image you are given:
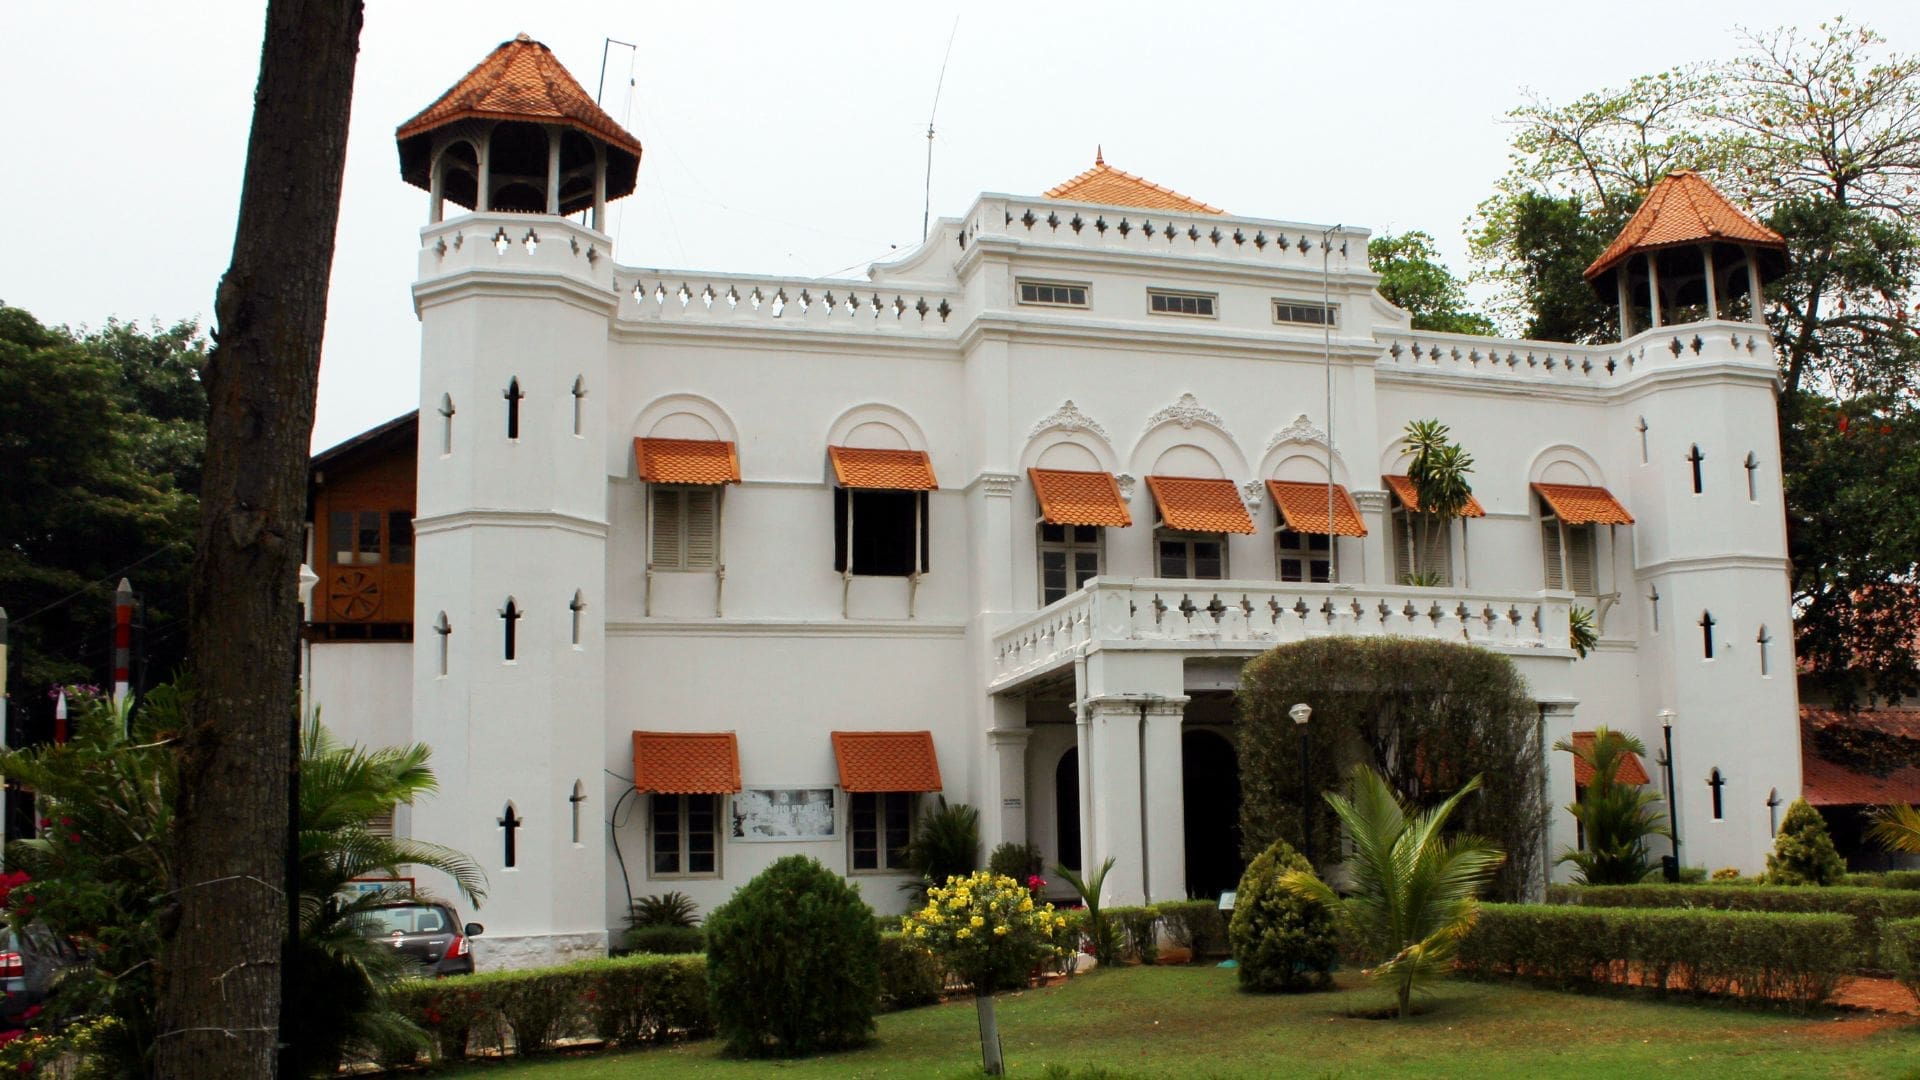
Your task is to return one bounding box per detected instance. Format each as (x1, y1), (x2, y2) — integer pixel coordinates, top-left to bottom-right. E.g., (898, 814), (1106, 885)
(652, 488), (685, 569)
(1541, 519), (1565, 590)
(1567, 526), (1596, 595)
(684, 488), (718, 568)
(368, 808), (395, 838)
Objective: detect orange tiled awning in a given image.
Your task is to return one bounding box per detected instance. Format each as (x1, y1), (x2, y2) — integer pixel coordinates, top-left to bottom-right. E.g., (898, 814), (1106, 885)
(1569, 732), (1652, 786)
(829, 446), (938, 491)
(1145, 476), (1256, 534)
(831, 731), (944, 793)
(1029, 468), (1132, 528)
(634, 438), (741, 485)
(1534, 483), (1635, 526)
(1267, 481), (1367, 537)
(1383, 475), (1486, 518)
(631, 731), (741, 794)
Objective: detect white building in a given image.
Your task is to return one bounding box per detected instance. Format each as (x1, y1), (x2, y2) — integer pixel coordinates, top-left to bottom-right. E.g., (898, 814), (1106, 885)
(307, 35), (1803, 969)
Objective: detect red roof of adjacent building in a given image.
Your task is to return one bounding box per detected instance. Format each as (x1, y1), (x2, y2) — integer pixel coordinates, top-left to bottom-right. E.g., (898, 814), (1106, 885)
(631, 731), (741, 794)
(1266, 481), (1368, 537)
(1569, 731), (1652, 786)
(1145, 476), (1256, 534)
(1801, 706), (1920, 807)
(831, 731), (944, 793)
(1382, 475), (1486, 518)
(634, 438), (740, 485)
(397, 34), (643, 156)
(1584, 170), (1785, 281)
(1030, 468), (1132, 528)
(828, 446), (939, 491)
(1533, 483), (1635, 526)
(1043, 150), (1224, 215)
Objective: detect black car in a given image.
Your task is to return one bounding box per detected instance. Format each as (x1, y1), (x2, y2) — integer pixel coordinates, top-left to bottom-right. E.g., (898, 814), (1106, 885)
(360, 902), (484, 977)
(1, 926), (83, 1027)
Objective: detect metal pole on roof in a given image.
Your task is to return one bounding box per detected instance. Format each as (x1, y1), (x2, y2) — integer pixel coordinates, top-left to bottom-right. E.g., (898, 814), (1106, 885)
(921, 16), (961, 241)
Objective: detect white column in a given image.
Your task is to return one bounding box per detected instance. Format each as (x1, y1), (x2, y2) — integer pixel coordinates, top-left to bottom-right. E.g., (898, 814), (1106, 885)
(544, 125), (562, 215)
(1142, 702), (1188, 903)
(1647, 253), (1663, 328)
(1086, 697), (1147, 905)
(475, 124), (493, 213)
(1615, 269), (1633, 340)
(591, 145), (607, 232)
(1744, 246), (1765, 325)
(1702, 246), (1719, 320)
(428, 139), (446, 224)
(1538, 700), (1578, 896)
(986, 723), (1031, 853)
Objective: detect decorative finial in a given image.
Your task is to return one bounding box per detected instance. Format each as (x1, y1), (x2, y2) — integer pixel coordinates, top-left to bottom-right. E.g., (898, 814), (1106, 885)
(1095, 145), (1104, 166)
(514, 31), (532, 42)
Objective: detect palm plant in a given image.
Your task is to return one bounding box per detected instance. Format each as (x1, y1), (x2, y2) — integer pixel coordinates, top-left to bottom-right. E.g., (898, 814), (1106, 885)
(903, 797), (980, 900)
(1279, 765), (1504, 1018)
(1054, 856), (1117, 964)
(1400, 419), (1475, 585)
(1554, 727), (1668, 885)
(1868, 804), (1920, 854)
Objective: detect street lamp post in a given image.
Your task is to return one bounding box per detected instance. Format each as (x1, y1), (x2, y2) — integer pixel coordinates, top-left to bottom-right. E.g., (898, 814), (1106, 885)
(1658, 709), (1680, 881)
(1290, 703), (1313, 865)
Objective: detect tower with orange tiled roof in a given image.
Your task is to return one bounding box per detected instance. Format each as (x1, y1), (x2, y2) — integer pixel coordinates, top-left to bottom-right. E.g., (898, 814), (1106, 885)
(400, 33), (641, 968)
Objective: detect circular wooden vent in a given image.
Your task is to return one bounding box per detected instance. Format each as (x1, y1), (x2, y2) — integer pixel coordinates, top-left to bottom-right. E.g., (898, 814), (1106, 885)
(328, 569), (382, 621)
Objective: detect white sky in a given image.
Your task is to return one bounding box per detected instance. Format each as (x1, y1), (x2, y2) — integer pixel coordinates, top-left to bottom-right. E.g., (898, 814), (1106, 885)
(7, 1), (1919, 451)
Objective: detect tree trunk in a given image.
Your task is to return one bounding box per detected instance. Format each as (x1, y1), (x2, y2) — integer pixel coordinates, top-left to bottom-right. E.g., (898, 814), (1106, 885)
(975, 992), (1004, 1076)
(152, 3), (363, 1077)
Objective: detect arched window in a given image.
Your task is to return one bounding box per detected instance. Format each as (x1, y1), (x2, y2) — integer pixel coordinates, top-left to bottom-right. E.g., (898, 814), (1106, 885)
(438, 393), (456, 455)
(1055, 748), (1080, 872)
(501, 597), (520, 661)
(505, 377), (523, 440)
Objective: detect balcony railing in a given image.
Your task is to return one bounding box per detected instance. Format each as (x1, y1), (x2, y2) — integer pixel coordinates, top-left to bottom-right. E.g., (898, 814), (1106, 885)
(988, 578), (1573, 691)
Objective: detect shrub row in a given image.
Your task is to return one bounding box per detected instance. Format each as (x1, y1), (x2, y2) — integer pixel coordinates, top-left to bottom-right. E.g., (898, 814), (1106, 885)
(1158, 899), (1229, 959)
(386, 933), (949, 1064)
(1460, 904), (1856, 1011)
(1847, 870), (1920, 891)
(1550, 883), (1920, 970)
(1105, 905), (1161, 964)
(1884, 918), (1920, 1006)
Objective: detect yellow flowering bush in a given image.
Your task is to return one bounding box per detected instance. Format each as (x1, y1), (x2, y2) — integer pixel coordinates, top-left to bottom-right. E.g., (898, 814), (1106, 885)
(901, 871), (1070, 994)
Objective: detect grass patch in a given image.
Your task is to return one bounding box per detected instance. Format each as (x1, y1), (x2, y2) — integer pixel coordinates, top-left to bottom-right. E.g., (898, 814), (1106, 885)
(439, 966), (1920, 1079)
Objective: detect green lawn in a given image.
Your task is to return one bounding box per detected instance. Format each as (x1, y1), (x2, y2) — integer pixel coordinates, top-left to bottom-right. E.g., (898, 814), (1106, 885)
(441, 966), (1920, 1080)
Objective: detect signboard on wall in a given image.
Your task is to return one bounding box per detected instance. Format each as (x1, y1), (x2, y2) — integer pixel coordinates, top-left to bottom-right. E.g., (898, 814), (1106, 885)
(730, 787), (836, 841)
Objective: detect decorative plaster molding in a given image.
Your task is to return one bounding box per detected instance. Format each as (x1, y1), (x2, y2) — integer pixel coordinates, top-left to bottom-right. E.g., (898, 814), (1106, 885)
(1028, 399), (1110, 441)
(1352, 490), (1389, 514)
(1264, 413), (1328, 454)
(1143, 392), (1230, 436)
(1115, 473), (1137, 502)
(1240, 480), (1265, 514)
(976, 472), (1018, 498)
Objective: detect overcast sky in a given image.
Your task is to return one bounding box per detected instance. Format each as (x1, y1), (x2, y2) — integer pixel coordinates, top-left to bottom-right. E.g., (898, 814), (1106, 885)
(8, 2), (1919, 451)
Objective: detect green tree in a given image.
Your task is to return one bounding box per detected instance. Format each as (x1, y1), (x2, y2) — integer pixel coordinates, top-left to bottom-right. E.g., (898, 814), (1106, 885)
(1766, 798), (1847, 886)
(1280, 766), (1504, 1019)
(1554, 728), (1669, 885)
(1400, 419), (1474, 586)
(1367, 232), (1496, 335)
(1227, 840), (1338, 993)
(0, 305), (204, 697)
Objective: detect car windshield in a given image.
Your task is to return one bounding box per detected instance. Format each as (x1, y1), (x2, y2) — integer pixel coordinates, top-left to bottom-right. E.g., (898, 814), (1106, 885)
(366, 904), (448, 935)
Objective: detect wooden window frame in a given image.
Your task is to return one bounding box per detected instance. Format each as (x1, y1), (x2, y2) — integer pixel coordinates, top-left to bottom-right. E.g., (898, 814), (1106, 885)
(649, 485), (721, 572)
(1016, 279), (1091, 309)
(1275, 527), (1332, 583)
(848, 791), (916, 874)
(1147, 288), (1217, 318)
(649, 793), (722, 879)
(1038, 523), (1102, 605)
(1154, 529), (1228, 580)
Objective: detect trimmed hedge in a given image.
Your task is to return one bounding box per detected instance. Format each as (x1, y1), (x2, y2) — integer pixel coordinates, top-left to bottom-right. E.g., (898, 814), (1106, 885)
(877, 931), (946, 1008)
(389, 954), (709, 1062)
(1460, 904), (1856, 1011)
(1550, 883), (1920, 970)
(625, 924), (705, 955)
(1158, 899), (1228, 960)
(1847, 870), (1920, 891)
(1885, 918), (1920, 1006)
(1105, 905), (1162, 964)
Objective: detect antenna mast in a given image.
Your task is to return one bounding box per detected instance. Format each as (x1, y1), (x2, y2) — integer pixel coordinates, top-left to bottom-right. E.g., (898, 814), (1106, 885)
(922, 16), (961, 241)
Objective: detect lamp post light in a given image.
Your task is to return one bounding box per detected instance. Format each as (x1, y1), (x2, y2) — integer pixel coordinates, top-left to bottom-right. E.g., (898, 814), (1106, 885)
(1290, 703), (1313, 865)
(1658, 709), (1680, 881)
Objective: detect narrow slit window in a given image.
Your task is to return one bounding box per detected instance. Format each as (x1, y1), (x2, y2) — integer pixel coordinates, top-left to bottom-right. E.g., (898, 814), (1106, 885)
(433, 611), (451, 676)
(1744, 451), (1759, 501)
(439, 393), (456, 455)
(501, 597), (520, 661)
(499, 802), (522, 868)
(572, 375), (587, 437)
(505, 377), (523, 440)
(1757, 625), (1772, 676)
(1700, 610), (1715, 659)
(569, 780), (586, 846)
(1687, 444), (1705, 494)
(1707, 768), (1725, 821)
(569, 589), (585, 646)
(1636, 416), (1648, 465)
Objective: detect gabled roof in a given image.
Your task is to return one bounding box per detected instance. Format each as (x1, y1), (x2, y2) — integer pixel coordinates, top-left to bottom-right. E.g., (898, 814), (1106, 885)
(311, 411), (417, 471)
(1043, 149), (1224, 215)
(397, 34), (642, 157)
(1584, 170), (1785, 281)
(1801, 706), (1920, 807)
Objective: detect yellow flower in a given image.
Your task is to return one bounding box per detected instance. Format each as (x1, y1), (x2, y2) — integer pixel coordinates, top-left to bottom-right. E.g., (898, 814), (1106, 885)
(948, 897), (966, 910)
(993, 925), (1009, 936)
(1054, 916), (1067, 929)
(1019, 897), (1033, 912)
(970, 915), (985, 928)
(956, 928), (971, 940)
(914, 925), (928, 938)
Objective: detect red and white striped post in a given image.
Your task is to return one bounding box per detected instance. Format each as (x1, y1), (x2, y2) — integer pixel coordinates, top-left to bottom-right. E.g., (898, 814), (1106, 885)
(53, 689), (67, 746)
(112, 578), (133, 708)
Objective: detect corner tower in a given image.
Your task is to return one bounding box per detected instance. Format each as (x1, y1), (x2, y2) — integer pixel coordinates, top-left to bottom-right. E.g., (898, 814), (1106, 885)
(398, 34), (638, 967)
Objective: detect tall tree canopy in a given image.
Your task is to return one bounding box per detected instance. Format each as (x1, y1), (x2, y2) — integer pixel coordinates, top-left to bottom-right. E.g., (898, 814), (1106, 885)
(1367, 231), (1495, 335)
(0, 304), (204, 703)
(1468, 19), (1920, 705)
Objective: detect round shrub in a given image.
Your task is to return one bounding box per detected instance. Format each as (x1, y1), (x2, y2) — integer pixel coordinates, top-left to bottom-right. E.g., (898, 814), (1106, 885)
(1229, 839), (1339, 992)
(705, 856), (880, 1057)
(1767, 798), (1847, 886)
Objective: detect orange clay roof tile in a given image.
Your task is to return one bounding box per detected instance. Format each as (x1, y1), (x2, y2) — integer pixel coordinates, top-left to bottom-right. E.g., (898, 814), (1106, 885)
(828, 446), (938, 491)
(1043, 150), (1224, 215)
(1801, 707), (1920, 806)
(1585, 171), (1785, 280)
(1382, 475), (1486, 518)
(397, 34), (642, 156)
(1534, 483), (1635, 526)
(634, 438), (740, 485)
(831, 731), (944, 793)
(1145, 476), (1256, 534)
(1267, 481), (1368, 537)
(1569, 731), (1652, 787)
(630, 731), (740, 794)
(1029, 468), (1132, 528)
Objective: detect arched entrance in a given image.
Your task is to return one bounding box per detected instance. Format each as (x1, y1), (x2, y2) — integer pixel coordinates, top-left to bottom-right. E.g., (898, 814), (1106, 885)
(1056, 748), (1080, 871)
(1182, 729), (1243, 899)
